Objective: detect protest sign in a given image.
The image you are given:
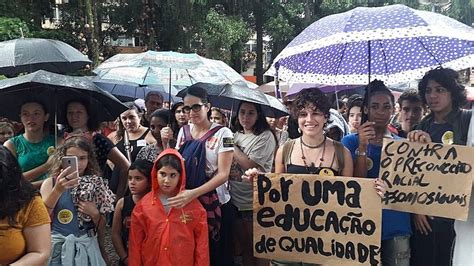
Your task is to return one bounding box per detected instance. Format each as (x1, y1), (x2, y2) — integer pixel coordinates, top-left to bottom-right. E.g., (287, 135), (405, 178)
(253, 173), (382, 265)
(380, 139), (474, 220)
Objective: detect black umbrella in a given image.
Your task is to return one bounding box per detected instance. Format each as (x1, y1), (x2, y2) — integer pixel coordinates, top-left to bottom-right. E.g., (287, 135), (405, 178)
(0, 70), (127, 123)
(0, 38), (91, 76)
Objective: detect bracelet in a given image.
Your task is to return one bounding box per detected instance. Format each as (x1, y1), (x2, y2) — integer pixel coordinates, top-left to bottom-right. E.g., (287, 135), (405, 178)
(355, 149), (367, 156)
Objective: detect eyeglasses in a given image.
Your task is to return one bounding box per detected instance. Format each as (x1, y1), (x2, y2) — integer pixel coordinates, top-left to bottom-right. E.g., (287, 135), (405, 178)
(182, 103), (206, 113)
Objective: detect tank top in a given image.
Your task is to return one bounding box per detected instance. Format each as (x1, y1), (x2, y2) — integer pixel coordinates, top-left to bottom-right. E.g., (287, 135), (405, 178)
(120, 195), (135, 249)
(116, 129), (150, 162)
(286, 139), (343, 176)
(10, 134), (55, 181)
(51, 177), (87, 237)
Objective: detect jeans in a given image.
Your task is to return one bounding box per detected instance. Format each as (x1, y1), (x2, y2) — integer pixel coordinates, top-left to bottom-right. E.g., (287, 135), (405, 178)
(381, 235), (411, 266)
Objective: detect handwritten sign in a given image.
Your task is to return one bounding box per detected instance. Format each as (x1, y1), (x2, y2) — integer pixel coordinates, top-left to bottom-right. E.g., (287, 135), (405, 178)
(380, 139), (474, 220)
(253, 174), (382, 265)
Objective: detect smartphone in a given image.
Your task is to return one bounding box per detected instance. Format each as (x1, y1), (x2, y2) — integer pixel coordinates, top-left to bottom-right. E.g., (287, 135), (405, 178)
(62, 156), (79, 178)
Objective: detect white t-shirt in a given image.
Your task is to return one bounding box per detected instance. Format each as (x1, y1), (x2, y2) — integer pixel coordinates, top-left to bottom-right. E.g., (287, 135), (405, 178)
(176, 123), (234, 204)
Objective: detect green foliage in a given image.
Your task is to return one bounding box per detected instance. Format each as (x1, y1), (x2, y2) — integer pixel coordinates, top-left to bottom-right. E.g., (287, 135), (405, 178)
(0, 17), (29, 41)
(0, 0), (54, 30)
(201, 9), (251, 63)
(30, 30), (81, 49)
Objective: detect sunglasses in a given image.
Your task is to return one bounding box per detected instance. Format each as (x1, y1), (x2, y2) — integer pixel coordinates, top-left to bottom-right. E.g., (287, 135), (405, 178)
(182, 103), (206, 113)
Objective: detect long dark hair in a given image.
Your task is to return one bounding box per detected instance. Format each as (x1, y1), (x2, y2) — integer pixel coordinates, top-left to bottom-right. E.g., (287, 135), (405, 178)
(0, 146), (37, 227)
(232, 101), (272, 136)
(418, 68), (467, 110)
(64, 99), (100, 132)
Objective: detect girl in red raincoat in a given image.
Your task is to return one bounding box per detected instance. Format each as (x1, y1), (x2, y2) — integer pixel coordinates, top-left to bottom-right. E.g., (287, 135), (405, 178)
(128, 149), (209, 266)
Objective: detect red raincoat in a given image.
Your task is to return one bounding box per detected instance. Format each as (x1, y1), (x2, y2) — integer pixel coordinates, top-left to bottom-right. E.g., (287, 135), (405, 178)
(128, 149), (209, 266)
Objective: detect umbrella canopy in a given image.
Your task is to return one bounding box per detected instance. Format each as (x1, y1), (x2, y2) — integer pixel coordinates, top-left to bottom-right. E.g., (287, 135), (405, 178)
(94, 51), (253, 87)
(177, 82), (289, 118)
(92, 78), (183, 102)
(0, 38), (91, 76)
(0, 70), (127, 123)
(266, 4), (474, 86)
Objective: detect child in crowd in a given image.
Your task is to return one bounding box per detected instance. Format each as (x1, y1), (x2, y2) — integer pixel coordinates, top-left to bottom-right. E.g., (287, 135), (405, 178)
(112, 159), (153, 265)
(129, 149), (209, 266)
(0, 121), (14, 145)
(40, 137), (115, 265)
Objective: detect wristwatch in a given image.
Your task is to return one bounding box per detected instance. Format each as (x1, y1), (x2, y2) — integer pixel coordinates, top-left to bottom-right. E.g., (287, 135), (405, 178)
(355, 149), (367, 156)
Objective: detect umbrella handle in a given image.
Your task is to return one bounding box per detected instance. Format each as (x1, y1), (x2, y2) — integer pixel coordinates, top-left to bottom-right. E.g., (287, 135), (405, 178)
(124, 130), (132, 162)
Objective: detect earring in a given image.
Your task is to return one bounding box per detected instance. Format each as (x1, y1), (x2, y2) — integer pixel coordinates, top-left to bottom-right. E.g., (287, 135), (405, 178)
(298, 128), (302, 134)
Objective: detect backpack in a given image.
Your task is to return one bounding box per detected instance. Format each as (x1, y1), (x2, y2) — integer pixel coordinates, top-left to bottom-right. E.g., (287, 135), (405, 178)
(178, 124), (223, 240)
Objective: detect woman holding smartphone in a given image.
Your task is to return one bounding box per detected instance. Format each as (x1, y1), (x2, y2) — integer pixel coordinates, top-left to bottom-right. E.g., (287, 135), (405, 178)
(40, 137), (115, 265)
(341, 80), (411, 265)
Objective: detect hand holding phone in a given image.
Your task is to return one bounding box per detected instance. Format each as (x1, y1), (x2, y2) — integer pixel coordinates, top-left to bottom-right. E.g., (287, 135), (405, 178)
(62, 156), (79, 180)
(357, 121), (376, 149)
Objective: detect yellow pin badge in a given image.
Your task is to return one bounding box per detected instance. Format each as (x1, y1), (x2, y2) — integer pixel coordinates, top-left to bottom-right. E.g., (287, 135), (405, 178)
(442, 131), (454, 145)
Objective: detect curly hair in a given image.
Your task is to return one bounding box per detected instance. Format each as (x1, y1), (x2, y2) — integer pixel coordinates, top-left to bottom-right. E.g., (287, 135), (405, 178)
(232, 101), (272, 136)
(115, 102), (143, 143)
(418, 68), (467, 109)
(292, 88), (331, 120)
(49, 137), (102, 178)
(0, 146), (36, 227)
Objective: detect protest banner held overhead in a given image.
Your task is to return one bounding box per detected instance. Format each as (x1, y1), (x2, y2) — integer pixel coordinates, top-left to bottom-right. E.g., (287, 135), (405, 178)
(253, 173), (382, 265)
(380, 139), (474, 221)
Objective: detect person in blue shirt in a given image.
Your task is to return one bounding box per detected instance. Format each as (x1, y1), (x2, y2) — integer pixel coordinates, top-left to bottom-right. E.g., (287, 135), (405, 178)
(342, 80), (411, 266)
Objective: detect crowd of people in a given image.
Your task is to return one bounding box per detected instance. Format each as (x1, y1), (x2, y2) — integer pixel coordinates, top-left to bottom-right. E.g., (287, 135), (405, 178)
(0, 67), (472, 266)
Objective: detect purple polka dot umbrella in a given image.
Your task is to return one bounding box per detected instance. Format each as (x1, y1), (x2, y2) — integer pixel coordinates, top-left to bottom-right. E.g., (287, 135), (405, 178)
(266, 4), (474, 88)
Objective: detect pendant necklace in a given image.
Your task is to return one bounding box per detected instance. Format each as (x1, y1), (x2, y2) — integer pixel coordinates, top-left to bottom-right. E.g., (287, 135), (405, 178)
(300, 136), (326, 174)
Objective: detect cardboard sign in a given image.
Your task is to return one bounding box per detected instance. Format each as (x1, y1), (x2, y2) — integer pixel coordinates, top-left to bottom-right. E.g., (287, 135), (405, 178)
(380, 139), (474, 220)
(253, 174), (382, 265)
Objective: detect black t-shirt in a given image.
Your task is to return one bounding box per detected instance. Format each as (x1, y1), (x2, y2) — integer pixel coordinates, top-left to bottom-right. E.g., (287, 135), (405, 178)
(428, 122), (454, 144)
(428, 122), (455, 223)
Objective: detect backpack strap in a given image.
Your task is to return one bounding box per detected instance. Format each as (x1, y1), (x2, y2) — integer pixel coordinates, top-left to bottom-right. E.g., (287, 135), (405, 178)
(198, 126), (223, 142)
(281, 139), (295, 172)
(333, 141), (345, 174)
(183, 124), (192, 141)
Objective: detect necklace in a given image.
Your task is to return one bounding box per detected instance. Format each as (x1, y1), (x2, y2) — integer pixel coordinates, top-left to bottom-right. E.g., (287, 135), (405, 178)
(300, 137), (326, 174)
(300, 136), (326, 149)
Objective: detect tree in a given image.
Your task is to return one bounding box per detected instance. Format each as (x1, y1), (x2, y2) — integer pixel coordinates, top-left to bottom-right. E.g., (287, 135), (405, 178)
(0, 17), (30, 41)
(201, 8), (251, 65)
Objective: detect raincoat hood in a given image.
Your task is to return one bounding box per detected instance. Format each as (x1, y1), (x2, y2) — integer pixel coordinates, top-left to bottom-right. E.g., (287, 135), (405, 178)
(151, 148), (186, 202)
